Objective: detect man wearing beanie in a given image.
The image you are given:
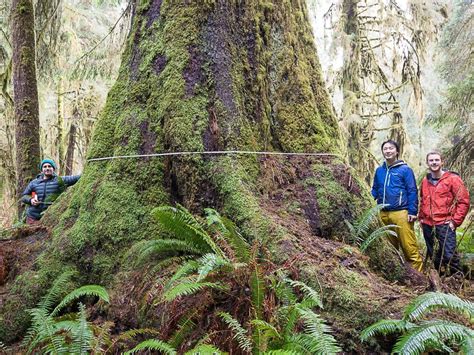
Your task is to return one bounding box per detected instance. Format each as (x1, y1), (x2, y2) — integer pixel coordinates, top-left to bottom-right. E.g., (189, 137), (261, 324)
(21, 159), (80, 224)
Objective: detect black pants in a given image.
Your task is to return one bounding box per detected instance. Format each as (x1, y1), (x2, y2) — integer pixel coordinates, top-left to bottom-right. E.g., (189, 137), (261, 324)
(422, 223), (461, 274)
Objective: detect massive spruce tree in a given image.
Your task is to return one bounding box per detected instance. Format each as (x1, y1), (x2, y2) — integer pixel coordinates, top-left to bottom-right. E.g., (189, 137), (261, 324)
(11, 0), (41, 217)
(2, 0), (409, 349)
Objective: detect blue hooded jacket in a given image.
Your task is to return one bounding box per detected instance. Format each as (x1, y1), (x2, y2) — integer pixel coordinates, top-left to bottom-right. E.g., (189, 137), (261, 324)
(21, 173), (80, 220)
(371, 160), (418, 216)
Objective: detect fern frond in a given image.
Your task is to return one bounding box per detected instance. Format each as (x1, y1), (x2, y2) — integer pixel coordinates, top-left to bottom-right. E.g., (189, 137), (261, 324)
(285, 279), (323, 309)
(70, 303), (93, 355)
(165, 260), (200, 289)
(262, 351), (300, 355)
(403, 292), (474, 322)
(360, 225), (398, 252)
(185, 343), (226, 354)
(152, 205), (223, 256)
(133, 239), (203, 266)
(24, 308), (65, 355)
(39, 269), (77, 311)
(353, 204), (386, 239)
(163, 281), (227, 301)
(51, 285), (109, 317)
(272, 278), (298, 306)
(205, 208), (250, 263)
(251, 319), (282, 342)
(124, 339), (177, 355)
(250, 265), (265, 319)
(197, 253), (231, 281)
(279, 305), (299, 339)
(169, 311), (198, 348)
(344, 220), (361, 244)
(393, 320), (474, 355)
(218, 312), (253, 353)
(296, 307), (341, 354)
(360, 319), (413, 341)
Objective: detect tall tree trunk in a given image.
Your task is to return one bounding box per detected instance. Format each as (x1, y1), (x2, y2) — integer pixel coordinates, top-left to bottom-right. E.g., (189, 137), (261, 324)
(46, 0), (352, 278)
(11, 0), (40, 218)
(64, 110), (77, 176)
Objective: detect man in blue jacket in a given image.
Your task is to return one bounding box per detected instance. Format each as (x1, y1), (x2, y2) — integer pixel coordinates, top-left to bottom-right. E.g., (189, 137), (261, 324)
(371, 140), (423, 271)
(21, 158), (80, 224)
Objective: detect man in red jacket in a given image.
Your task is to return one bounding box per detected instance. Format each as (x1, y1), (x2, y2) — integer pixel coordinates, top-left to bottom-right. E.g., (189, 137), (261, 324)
(419, 151), (470, 275)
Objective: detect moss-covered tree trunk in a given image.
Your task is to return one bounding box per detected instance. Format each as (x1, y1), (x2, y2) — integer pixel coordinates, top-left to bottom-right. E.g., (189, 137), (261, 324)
(11, 0), (40, 218)
(45, 0), (347, 274)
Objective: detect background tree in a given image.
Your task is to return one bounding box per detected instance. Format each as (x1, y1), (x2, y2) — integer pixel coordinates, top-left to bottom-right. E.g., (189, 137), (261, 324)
(11, 0), (41, 218)
(432, 0), (473, 191)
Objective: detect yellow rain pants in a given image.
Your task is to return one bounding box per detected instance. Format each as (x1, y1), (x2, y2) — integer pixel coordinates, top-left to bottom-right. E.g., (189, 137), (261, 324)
(380, 209), (423, 271)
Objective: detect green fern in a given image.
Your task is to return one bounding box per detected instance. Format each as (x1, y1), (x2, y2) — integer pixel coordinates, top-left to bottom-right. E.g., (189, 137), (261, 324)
(168, 311), (198, 348)
(205, 208), (250, 263)
(361, 292), (474, 354)
(22, 276), (110, 355)
(131, 239), (204, 266)
(360, 225), (398, 252)
(296, 307), (341, 354)
(345, 204), (398, 251)
(218, 312), (253, 353)
(184, 343), (226, 354)
(51, 284), (109, 317)
(284, 278), (323, 309)
(403, 292), (474, 322)
(251, 319), (282, 343)
(124, 339), (177, 355)
(152, 205), (224, 257)
(163, 280), (227, 301)
(39, 269), (77, 311)
(197, 253), (232, 281)
(70, 304), (93, 355)
(360, 319), (414, 341)
(393, 320), (474, 355)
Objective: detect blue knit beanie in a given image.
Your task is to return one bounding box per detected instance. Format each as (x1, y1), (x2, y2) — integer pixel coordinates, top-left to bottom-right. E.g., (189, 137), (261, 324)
(39, 158), (56, 170)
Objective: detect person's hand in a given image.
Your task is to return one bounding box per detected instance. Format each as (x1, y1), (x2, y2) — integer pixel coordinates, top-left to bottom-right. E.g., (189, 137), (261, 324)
(31, 196), (40, 206)
(445, 220), (455, 231)
(408, 214), (417, 222)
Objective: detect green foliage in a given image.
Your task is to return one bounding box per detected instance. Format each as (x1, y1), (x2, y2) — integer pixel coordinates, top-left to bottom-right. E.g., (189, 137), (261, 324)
(361, 292), (474, 354)
(124, 339), (177, 355)
(184, 344), (226, 354)
(132, 206), (340, 353)
(345, 204), (398, 252)
(218, 312), (253, 353)
(21, 271), (110, 354)
(163, 280), (228, 302)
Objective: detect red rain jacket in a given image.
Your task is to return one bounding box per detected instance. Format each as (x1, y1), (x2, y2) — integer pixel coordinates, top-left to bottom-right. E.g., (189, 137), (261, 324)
(419, 171), (470, 227)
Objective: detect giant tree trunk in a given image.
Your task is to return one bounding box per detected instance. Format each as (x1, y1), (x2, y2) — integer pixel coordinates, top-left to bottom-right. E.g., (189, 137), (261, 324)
(11, 0), (41, 218)
(47, 0), (344, 253)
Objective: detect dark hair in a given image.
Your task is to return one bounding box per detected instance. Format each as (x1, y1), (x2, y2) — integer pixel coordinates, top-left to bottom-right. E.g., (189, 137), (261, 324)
(381, 140), (399, 152)
(381, 140), (400, 158)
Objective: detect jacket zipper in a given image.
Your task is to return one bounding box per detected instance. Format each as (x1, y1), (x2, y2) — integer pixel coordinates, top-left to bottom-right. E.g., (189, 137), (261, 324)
(399, 191), (402, 205)
(382, 167), (391, 205)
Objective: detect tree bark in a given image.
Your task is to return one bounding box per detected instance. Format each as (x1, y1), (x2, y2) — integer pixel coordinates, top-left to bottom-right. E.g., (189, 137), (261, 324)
(11, 0), (40, 218)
